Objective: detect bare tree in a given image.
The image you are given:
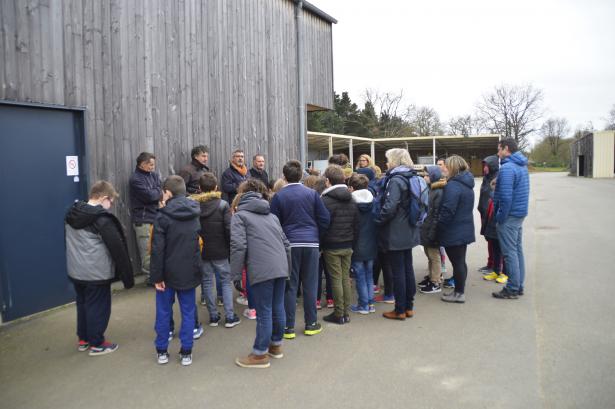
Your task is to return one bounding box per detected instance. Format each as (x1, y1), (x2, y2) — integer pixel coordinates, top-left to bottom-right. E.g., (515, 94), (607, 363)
(605, 104), (615, 131)
(447, 115), (486, 136)
(476, 84), (544, 150)
(406, 105), (443, 136)
(540, 117), (570, 156)
(363, 89), (408, 137)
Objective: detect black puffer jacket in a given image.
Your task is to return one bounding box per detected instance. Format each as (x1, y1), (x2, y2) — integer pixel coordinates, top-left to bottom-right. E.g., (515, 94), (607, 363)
(375, 167), (420, 251)
(420, 179), (446, 247)
(150, 195), (202, 290)
(191, 191), (231, 260)
(179, 159), (210, 194)
(478, 155), (499, 217)
(320, 185), (359, 250)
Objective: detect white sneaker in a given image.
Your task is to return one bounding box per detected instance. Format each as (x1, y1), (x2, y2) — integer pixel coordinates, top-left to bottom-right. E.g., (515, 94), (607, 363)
(157, 351), (169, 365)
(193, 325), (204, 340)
(236, 295), (248, 306)
(243, 308), (256, 320)
(180, 353), (192, 366)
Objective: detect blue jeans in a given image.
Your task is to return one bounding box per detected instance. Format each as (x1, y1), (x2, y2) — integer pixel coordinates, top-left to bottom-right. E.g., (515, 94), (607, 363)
(351, 260), (374, 308)
(497, 216), (526, 292)
(250, 277), (286, 355)
(155, 287), (196, 353)
(201, 259), (235, 320)
(284, 247), (319, 328)
(389, 249), (416, 314)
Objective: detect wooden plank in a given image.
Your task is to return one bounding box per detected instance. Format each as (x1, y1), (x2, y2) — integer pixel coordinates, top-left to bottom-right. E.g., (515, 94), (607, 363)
(143, 0), (154, 152)
(165, 0), (178, 174)
(82, 0), (97, 177)
(100, 0), (113, 184)
(15, 0), (32, 100)
(134, 0), (146, 156)
(38, 0), (53, 101)
(49, 0), (64, 103)
(0, 0), (19, 99)
(155, 0), (170, 176)
(71, 0), (84, 105)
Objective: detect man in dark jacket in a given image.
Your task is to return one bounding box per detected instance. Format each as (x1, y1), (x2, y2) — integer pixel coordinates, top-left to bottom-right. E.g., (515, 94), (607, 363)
(179, 145), (210, 194)
(270, 160), (330, 338)
(492, 139), (530, 300)
(129, 152), (162, 283)
(151, 175), (202, 366)
(249, 154), (270, 187)
(190, 172), (240, 328)
(320, 165), (359, 324)
(221, 149), (248, 204)
(477, 154), (500, 273)
(65, 181), (134, 356)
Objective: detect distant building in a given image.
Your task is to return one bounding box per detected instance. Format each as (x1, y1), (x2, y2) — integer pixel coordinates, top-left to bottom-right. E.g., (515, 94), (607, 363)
(570, 131), (615, 178)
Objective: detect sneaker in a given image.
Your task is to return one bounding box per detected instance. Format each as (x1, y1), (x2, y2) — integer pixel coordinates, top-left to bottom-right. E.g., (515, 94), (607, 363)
(157, 351), (169, 365)
(235, 353), (270, 368)
(419, 281), (442, 294)
(217, 297), (224, 306)
(477, 265), (491, 273)
(304, 322), (323, 336)
(418, 276), (430, 288)
(224, 315), (241, 328)
(200, 298), (207, 306)
(373, 285), (381, 294)
(350, 304), (369, 315)
(168, 331), (174, 342)
(193, 324), (204, 339)
(374, 294), (395, 304)
(77, 340), (89, 352)
(236, 295), (248, 306)
(243, 308), (256, 320)
(368, 304), (376, 313)
(495, 273), (508, 284)
(180, 352), (192, 366)
(316, 300), (322, 310)
(441, 291), (465, 303)
(343, 314), (350, 324)
(268, 344), (283, 359)
(382, 310), (406, 321)
(442, 278), (455, 288)
(89, 341), (118, 356)
(493, 288), (519, 299)
(483, 272), (499, 281)
(326, 299), (334, 308)
(283, 327), (296, 339)
(323, 312), (344, 325)
(209, 316), (221, 327)
(518, 288), (525, 296)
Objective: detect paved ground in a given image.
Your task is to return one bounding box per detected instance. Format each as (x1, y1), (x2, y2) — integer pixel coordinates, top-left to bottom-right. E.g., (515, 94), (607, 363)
(1, 172), (614, 409)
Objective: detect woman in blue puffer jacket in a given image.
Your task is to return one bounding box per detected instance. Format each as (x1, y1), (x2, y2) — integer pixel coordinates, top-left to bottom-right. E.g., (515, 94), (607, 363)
(437, 155), (475, 303)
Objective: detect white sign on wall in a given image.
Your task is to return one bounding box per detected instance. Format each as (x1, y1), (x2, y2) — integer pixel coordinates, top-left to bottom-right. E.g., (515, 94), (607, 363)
(66, 156), (79, 176)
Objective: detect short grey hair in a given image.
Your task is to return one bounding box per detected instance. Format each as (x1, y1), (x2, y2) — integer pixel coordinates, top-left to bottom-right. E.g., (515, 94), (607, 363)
(385, 148), (414, 168)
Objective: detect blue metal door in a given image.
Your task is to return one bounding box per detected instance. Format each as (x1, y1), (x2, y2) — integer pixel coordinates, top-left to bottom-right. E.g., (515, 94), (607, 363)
(0, 102), (87, 322)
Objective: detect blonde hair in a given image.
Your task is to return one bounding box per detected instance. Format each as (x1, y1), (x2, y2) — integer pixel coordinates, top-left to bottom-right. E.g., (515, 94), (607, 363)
(373, 165), (383, 179)
(355, 154), (375, 169)
(272, 178), (287, 193)
(444, 155), (469, 178)
(385, 148), (414, 168)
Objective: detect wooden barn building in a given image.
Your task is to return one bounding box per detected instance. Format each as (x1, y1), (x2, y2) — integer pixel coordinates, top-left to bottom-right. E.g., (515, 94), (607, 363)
(0, 0), (336, 322)
(569, 131), (615, 178)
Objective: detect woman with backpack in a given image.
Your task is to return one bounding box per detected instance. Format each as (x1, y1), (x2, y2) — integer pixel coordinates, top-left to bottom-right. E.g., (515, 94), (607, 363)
(437, 155), (475, 303)
(376, 148), (420, 321)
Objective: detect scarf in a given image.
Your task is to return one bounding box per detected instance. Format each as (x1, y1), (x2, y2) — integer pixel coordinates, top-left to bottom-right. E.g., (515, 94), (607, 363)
(231, 162), (248, 177)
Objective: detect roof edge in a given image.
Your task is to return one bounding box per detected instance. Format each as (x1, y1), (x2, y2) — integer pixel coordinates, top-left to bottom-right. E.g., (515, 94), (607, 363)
(302, 1), (338, 24)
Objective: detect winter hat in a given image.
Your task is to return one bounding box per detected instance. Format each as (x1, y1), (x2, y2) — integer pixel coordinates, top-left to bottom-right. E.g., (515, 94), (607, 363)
(426, 165), (442, 182)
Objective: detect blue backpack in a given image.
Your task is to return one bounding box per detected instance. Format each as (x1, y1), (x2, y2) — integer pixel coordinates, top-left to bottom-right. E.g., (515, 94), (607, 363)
(393, 173), (429, 227)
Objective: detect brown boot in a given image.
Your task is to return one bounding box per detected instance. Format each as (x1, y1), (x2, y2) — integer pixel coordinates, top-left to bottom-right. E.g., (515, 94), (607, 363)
(382, 310), (406, 321)
(405, 310), (414, 318)
(268, 344), (283, 359)
(235, 353), (270, 368)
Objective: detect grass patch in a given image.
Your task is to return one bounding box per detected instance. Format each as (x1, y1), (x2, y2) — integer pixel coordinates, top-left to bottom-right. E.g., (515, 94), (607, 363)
(530, 166), (568, 173)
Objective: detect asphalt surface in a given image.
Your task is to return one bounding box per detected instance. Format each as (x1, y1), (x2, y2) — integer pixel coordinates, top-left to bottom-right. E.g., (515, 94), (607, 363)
(1, 172), (614, 409)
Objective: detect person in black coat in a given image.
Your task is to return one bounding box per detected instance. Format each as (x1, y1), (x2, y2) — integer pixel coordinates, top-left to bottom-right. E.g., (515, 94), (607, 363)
(480, 178), (506, 283)
(437, 155), (475, 303)
(220, 149), (249, 204)
(151, 175), (202, 365)
(179, 145), (210, 194)
(477, 154), (500, 272)
(376, 148), (420, 321)
(248, 154), (270, 188)
(418, 166), (447, 294)
(129, 152), (162, 282)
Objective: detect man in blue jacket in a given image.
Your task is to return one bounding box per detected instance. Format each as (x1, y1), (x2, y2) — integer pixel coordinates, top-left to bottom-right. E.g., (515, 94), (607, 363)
(129, 152), (162, 284)
(492, 138), (530, 299)
(270, 160), (330, 339)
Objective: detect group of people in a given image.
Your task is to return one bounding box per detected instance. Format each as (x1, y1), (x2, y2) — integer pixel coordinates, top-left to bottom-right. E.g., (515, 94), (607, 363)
(63, 138), (529, 368)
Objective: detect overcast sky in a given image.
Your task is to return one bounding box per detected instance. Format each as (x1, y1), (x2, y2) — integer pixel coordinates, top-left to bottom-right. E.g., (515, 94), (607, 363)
(311, 0), (615, 139)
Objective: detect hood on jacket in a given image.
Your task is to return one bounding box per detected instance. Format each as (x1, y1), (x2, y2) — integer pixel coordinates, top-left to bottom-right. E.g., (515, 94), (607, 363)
(450, 170), (475, 189)
(387, 165), (412, 176)
(426, 166), (442, 183)
(352, 189), (374, 213)
(431, 179), (447, 190)
(65, 201), (106, 229)
(504, 151), (529, 167)
(191, 191), (223, 218)
(356, 167), (375, 181)
(322, 185), (352, 202)
(483, 155), (500, 175)
(161, 196), (200, 221)
(237, 192), (270, 215)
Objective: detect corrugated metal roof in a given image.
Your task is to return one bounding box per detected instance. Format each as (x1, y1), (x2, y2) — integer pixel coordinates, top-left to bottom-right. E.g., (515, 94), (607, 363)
(303, 1), (338, 24)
